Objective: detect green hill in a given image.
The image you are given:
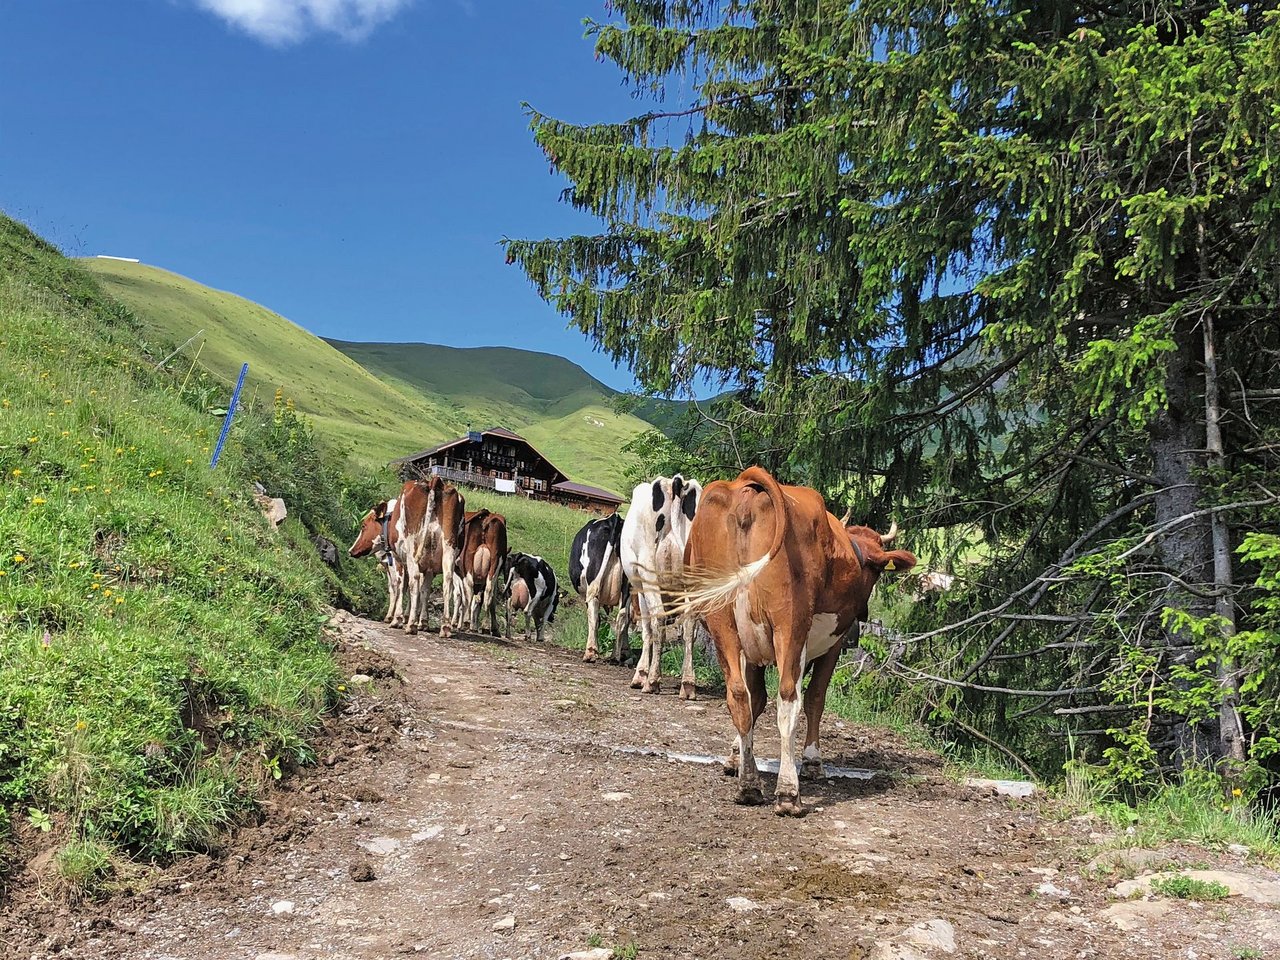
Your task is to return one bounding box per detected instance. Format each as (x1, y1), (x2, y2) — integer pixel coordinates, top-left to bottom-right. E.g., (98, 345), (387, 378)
(80, 259), (664, 493)
(324, 340), (664, 487)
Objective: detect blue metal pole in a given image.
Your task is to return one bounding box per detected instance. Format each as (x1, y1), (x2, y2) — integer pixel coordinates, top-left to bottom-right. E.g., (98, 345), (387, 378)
(210, 362), (248, 468)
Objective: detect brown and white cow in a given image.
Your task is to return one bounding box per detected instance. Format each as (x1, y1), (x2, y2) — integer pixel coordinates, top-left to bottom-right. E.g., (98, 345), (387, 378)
(395, 477), (466, 636)
(348, 496), (404, 625)
(455, 509), (508, 635)
(680, 466), (916, 816)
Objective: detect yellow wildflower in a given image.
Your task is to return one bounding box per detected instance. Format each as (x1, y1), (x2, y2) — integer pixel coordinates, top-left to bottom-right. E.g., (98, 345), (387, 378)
(74, 720), (87, 731)
(103, 589), (112, 597)
(11, 469), (21, 477)
(68, 561), (81, 569)
(90, 583), (101, 590)
(13, 554), (26, 564)
(115, 448), (124, 454)
(30, 497), (46, 505)
(1232, 787), (1243, 798)
(27, 436), (38, 443)
(114, 597), (124, 605)
(63, 398), (71, 405)
(61, 431), (69, 437)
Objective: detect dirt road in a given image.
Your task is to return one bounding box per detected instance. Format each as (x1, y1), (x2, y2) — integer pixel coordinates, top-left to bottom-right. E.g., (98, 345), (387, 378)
(7, 612), (1279, 959)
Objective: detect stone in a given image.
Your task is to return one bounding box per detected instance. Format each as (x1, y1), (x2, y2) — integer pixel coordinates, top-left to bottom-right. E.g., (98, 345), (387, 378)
(559, 951), (613, 960)
(1036, 881), (1071, 900)
(726, 896), (759, 912)
(349, 673), (373, 685)
(601, 791), (632, 802)
(456, 825), (470, 836)
(899, 919), (957, 954)
(1100, 901), (1172, 931)
(253, 491), (288, 527)
(962, 777), (1037, 798)
(1113, 870), (1280, 905)
(411, 826), (444, 842)
(1228, 843), (1251, 857)
(1086, 847), (1175, 875)
(492, 915), (516, 932)
(270, 901), (295, 916)
(359, 836), (401, 856)
(349, 861), (375, 882)
(255, 953), (299, 960)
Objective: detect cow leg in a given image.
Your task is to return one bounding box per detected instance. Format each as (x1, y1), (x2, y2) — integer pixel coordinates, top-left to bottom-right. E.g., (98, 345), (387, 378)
(403, 566), (422, 635)
(801, 645), (842, 780)
(611, 602), (631, 664)
(723, 663), (767, 777)
(488, 577), (502, 636)
(678, 615), (697, 700)
(382, 566), (396, 623)
(440, 544), (457, 637)
(633, 591), (662, 693)
(726, 654), (766, 806)
(773, 637), (808, 817)
(583, 595), (601, 662)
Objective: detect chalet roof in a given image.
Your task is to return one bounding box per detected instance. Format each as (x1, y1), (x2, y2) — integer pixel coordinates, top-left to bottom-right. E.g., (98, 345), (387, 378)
(552, 481), (625, 505)
(392, 426), (546, 465)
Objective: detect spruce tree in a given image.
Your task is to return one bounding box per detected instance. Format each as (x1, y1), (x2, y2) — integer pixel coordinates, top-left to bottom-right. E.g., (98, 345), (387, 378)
(506, 1), (1280, 778)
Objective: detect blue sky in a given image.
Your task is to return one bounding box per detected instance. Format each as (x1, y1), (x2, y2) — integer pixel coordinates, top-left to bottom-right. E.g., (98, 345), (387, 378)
(0, 0), (667, 392)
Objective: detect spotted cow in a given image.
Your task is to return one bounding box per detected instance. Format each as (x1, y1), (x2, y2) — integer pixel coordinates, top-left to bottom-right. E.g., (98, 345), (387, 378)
(620, 474), (702, 698)
(504, 551), (559, 642)
(680, 467), (916, 816)
(569, 513), (632, 663)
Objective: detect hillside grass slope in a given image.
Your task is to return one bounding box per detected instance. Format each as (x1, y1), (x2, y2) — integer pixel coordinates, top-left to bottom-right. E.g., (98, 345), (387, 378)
(81, 258), (661, 493)
(80, 258), (456, 469)
(0, 218), (348, 886)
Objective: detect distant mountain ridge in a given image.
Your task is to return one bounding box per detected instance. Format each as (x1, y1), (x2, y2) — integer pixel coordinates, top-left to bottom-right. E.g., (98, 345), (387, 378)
(80, 258), (673, 493)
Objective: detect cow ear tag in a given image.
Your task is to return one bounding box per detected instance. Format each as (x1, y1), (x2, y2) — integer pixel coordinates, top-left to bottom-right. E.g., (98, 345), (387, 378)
(885, 559), (896, 571)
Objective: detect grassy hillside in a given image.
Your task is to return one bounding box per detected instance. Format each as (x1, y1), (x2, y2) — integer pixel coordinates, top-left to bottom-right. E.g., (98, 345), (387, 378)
(326, 341), (661, 493)
(80, 258), (662, 493)
(0, 217), (354, 884)
(80, 259), (458, 467)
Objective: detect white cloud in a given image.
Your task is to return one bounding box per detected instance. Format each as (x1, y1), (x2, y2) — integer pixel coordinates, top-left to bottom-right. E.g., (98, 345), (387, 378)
(193, 0), (416, 44)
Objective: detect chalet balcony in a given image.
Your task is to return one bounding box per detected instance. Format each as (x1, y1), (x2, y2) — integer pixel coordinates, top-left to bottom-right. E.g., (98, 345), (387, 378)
(427, 465), (541, 496)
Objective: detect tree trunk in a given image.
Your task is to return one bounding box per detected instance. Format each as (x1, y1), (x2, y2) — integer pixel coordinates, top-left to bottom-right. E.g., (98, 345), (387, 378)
(1202, 310), (1245, 766)
(1148, 313), (1216, 766)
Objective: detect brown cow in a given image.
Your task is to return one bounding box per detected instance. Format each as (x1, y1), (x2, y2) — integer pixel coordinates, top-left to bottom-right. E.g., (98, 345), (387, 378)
(395, 477), (466, 636)
(455, 509), (508, 635)
(681, 466), (916, 816)
(348, 495), (404, 625)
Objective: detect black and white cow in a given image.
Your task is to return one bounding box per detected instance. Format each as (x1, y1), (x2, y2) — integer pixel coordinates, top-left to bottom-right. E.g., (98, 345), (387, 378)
(505, 551), (559, 642)
(621, 474), (702, 698)
(569, 513), (632, 663)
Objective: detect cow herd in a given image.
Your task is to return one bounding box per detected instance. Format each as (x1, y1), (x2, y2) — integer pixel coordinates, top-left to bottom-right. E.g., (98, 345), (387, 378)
(349, 467), (916, 816)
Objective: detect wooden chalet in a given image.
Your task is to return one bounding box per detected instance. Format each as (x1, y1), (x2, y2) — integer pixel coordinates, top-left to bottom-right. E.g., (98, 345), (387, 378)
(391, 427), (624, 515)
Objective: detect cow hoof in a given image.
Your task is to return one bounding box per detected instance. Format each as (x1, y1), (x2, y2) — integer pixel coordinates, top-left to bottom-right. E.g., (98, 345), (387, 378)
(641, 681), (660, 695)
(404, 624), (417, 636)
(629, 671), (646, 689)
(772, 795), (808, 817)
(679, 682), (697, 701)
(582, 651), (597, 663)
(722, 760), (739, 777)
(382, 616), (393, 624)
(800, 759), (824, 781)
(734, 787), (767, 806)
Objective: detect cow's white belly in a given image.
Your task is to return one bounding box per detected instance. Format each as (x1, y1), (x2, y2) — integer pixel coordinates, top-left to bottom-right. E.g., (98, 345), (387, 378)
(804, 613), (842, 660)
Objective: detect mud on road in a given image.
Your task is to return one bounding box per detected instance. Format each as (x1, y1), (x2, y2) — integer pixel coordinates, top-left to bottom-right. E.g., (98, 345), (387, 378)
(5, 612), (1279, 959)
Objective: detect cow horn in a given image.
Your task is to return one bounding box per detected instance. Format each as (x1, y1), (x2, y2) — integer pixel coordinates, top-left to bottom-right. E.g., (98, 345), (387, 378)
(881, 521), (899, 545)
(839, 507), (852, 525)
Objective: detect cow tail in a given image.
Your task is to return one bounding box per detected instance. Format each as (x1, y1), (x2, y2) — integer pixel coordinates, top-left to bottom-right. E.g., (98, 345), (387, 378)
(674, 466), (787, 619)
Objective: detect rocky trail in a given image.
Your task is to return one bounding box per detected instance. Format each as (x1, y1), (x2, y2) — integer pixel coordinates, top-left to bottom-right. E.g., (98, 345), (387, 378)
(5, 612), (1280, 960)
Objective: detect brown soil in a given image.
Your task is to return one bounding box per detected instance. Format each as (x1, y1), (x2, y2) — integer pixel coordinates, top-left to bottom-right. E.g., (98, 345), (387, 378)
(3, 612), (1279, 959)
